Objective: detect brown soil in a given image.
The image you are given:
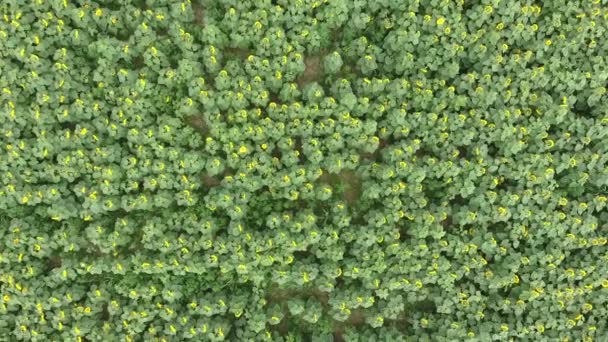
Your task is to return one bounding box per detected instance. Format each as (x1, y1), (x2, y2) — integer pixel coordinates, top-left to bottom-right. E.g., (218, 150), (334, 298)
(193, 1), (205, 26)
(340, 170), (362, 204)
(296, 55), (323, 88)
(201, 175), (221, 188)
(46, 255), (62, 270)
(318, 169), (362, 204)
(225, 47), (251, 60)
(185, 115), (208, 135)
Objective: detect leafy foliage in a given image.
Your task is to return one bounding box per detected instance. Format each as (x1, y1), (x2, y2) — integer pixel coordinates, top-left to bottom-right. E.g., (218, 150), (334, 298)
(1, 0), (608, 341)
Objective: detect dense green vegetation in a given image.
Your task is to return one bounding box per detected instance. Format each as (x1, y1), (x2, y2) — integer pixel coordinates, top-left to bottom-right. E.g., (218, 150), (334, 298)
(1, 0), (608, 340)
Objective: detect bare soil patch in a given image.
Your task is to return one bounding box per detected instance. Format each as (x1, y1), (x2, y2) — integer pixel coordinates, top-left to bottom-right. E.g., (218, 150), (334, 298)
(296, 55), (323, 88)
